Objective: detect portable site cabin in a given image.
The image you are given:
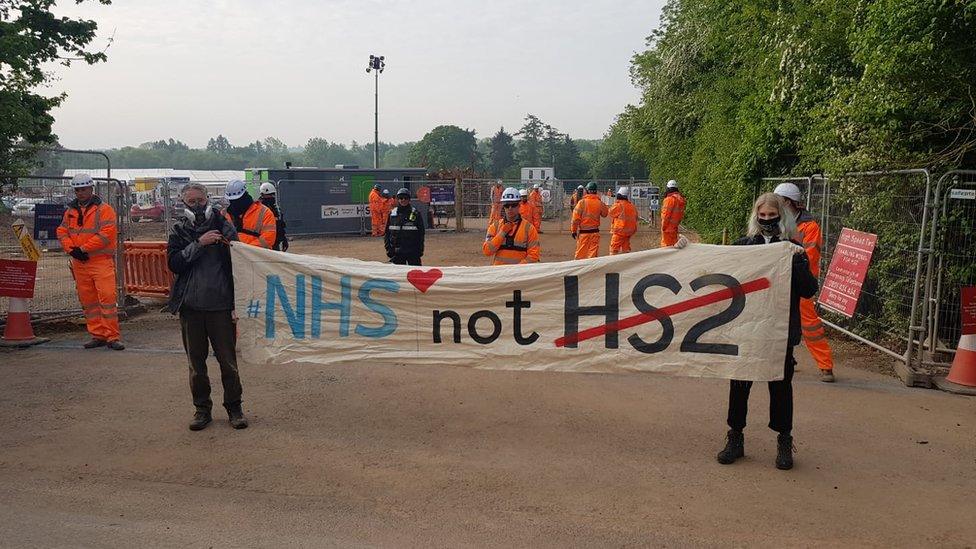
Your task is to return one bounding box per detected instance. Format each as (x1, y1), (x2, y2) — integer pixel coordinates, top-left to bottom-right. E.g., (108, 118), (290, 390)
(245, 166), (428, 235)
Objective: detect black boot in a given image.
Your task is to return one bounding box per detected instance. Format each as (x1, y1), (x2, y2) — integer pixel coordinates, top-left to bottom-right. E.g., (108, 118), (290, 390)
(717, 429), (744, 464)
(227, 406), (248, 430)
(776, 433), (794, 470)
(188, 411), (212, 431)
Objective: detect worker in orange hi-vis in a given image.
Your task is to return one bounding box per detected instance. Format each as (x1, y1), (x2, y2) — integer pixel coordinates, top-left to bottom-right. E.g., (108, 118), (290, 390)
(380, 189), (394, 235)
(483, 187), (541, 265)
(367, 183), (385, 237)
(529, 184), (544, 233)
(488, 183), (503, 223)
(660, 179), (686, 247)
(570, 181), (609, 259)
(517, 188), (536, 227)
(608, 186), (638, 255)
(570, 184), (584, 211)
(223, 180), (276, 249)
(57, 174), (125, 351)
(775, 182), (836, 383)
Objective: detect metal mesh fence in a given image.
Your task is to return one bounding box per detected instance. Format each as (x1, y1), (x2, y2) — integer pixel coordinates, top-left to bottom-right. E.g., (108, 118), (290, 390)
(926, 171), (976, 366)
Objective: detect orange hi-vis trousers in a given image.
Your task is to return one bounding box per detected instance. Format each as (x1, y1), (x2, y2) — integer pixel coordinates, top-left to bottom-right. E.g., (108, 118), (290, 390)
(800, 297), (833, 370)
(73, 258), (120, 342)
(575, 232), (600, 259)
(609, 234), (632, 255)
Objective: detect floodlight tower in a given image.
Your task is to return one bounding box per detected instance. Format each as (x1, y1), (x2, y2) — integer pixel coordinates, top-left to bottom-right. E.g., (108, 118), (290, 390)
(366, 54), (385, 168)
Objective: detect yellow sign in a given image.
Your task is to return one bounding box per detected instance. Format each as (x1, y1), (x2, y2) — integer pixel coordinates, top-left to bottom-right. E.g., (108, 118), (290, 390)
(11, 220), (41, 261)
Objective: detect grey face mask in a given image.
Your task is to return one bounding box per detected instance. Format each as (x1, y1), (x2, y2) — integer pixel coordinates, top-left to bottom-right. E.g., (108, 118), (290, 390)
(183, 202), (213, 224)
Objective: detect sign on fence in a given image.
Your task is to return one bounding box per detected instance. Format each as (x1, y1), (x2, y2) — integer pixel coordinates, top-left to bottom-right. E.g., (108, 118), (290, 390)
(0, 259), (37, 298)
(321, 204), (368, 219)
(231, 242), (797, 381)
(11, 220), (40, 261)
(33, 203), (65, 248)
(429, 185), (455, 205)
(819, 228), (878, 317)
(962, 286), (976, 336)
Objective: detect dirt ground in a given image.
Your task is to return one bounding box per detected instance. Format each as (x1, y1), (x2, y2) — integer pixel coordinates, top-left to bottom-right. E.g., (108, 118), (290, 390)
(1, 227), (974, 548)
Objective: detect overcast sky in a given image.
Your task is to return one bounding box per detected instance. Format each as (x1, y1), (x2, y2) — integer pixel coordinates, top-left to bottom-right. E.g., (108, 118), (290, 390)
(48, 0), (666, 149)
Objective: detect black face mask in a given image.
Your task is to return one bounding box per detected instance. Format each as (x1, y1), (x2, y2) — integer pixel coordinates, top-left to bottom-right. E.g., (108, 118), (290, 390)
(758, 216), (781, 236)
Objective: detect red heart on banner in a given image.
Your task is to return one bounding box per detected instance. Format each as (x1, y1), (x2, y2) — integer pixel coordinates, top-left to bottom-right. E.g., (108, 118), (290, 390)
(407, 268), (443, 293)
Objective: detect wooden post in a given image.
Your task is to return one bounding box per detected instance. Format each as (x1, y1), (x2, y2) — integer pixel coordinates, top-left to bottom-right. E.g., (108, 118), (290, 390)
(721, 228), (728, 245)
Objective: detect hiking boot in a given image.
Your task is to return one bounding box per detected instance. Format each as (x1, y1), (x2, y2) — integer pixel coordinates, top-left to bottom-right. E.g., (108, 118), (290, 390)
(819, 369), (835, 383)
(776, 433), (795, 470)
(716, 429), (744, 464)
(83, 338), (107, 349)
(106, 340), (125, 351)
(188, 412), (212, 431)
(228, 408), (248, 430)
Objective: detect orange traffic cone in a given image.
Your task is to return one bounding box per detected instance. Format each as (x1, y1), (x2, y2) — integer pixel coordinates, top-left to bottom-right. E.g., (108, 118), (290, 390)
(0, 297), (48, 347)
(945, 333), (976, 387)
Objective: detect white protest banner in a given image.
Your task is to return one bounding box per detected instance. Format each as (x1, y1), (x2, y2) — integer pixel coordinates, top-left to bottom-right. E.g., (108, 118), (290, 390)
(232, 242), (795, 381)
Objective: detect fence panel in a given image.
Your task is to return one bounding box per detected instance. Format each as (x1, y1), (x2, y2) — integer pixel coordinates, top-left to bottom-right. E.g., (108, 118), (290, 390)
(926, 171), (976, 367)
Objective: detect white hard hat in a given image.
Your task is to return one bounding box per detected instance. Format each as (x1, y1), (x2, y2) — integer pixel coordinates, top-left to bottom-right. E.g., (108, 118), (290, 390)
(259, 182), (276, 195)
(518, 189), (528, 197)
(774, 182), (803, 203)
(224, 179), (248, 200)
(533, 183), (540, 189)
(70, 173), (94, 188)
(617, 186), (630, 197)
(500, 187), (520, 203)
(666, 179), (678, 189)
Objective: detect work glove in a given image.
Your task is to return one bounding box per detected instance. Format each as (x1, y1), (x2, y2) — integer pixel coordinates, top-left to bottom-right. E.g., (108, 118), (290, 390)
(571, 232), (577, 240)
(672, 235), (689, 249)
(69, 248), (90, 261)
(280, 238), (289, 252)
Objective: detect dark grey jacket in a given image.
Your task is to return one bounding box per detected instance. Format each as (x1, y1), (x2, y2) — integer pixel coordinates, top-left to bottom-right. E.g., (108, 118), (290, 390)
(167, 211), (238, 314)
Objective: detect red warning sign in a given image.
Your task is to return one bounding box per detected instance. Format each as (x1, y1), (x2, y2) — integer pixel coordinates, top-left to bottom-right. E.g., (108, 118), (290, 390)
(0, 259), (37, 299)
(818, 228), (877, 318)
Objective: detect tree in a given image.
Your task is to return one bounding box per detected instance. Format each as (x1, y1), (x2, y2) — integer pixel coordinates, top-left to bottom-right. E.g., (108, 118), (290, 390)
(206, 134), (232, 154)
(408, 125), (479, 173)
(487, 127), (515, 177)
(0, 0), (112, 174)
(515, 114), (545, 166)
(590, 112), (646, 179)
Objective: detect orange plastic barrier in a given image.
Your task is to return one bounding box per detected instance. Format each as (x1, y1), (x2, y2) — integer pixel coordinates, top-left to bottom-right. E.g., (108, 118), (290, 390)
(123, 241), (174, 298)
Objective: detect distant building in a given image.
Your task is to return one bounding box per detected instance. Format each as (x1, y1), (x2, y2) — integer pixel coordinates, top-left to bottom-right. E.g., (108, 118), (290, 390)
(520, 167), (555, 186)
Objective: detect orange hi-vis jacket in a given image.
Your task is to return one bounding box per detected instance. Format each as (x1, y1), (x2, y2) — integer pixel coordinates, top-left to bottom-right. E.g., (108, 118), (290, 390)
(483, 217), (540, 265)
(571, 193), (609, 234)
(795, 209), (823, 277)
(224, 202), (277, 249)
(489, 185), (503, 222)
(661, 191), (686, 233)
(528, 188), (543, 228)
(518, 201), (536, 224)
(609, 199), (638, 236)
(57, 196), (117, 260)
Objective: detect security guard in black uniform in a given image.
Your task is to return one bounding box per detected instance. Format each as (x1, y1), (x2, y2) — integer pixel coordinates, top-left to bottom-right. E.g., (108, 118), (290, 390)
(384, 187), (425, 265)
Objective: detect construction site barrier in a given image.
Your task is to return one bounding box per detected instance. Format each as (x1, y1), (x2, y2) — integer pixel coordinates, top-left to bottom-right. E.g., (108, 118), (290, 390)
(123, 241), (172, 298)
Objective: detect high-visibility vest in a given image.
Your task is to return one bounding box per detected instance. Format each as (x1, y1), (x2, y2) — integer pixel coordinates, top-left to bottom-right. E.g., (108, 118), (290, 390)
(571, 194), (608, 233)
(609, 199), (638, 236)
(483, 217), (540, 265)
(368, 189), (384, 214)
(661, 191), (686, 233)
(491, 186), (503, 204)
(57, 197), (117, 260)
(796, 209), (823, 277)
(518, 201), (536, 223)
(224, 202), (276, 249)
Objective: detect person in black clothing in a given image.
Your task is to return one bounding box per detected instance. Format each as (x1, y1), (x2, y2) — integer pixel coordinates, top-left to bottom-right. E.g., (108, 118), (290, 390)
(259, 181), (288, 251)
(167, 183), (247, 432)
(717, 192), (818, 470)
(384, 187), (425, 265)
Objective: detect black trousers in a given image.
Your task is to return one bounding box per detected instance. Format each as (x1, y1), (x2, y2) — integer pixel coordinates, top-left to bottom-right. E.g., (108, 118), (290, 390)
(180, 309), (243, 414)
(391, 255), (421, 266)
(727, 346), (795, 434)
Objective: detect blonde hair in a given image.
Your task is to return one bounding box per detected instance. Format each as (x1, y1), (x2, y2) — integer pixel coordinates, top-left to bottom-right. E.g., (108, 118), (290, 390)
(747, 192), (797, 240)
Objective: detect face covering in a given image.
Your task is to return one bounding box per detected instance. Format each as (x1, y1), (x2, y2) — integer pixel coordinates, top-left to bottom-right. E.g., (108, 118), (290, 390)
(183, 202), (213, 225)
(758, 216), (781, 236)
(227, 193), (253, 216)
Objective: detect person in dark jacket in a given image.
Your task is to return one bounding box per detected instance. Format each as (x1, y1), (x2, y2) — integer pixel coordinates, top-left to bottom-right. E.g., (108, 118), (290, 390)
(259, 181), (288, 251)
(167, 183), (247, 432)
(384, 187), (425, 265)
(717, 192), (818, 470)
